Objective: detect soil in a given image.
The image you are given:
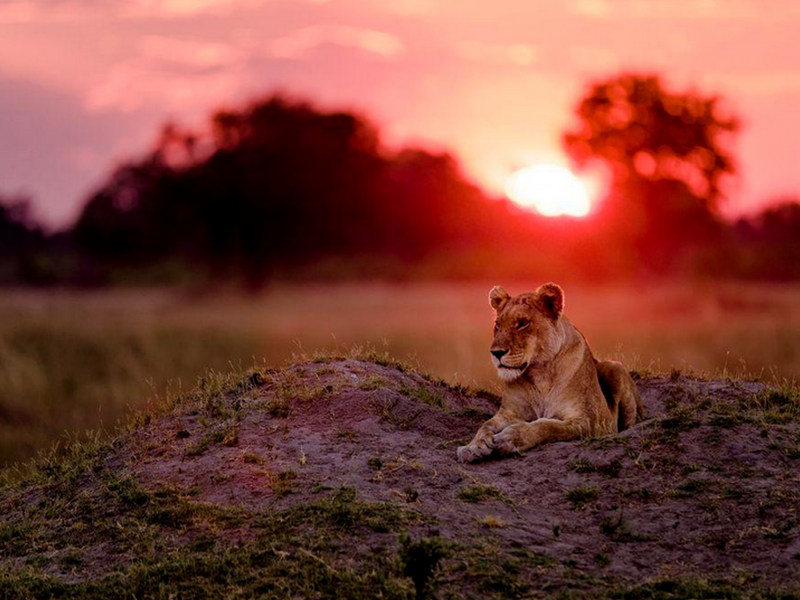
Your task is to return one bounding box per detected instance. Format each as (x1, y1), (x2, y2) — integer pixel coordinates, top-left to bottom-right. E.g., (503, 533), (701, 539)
(1, 357), (799, 598)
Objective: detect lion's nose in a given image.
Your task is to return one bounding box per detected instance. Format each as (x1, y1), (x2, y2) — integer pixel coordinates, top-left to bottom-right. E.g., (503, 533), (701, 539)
(490, 349), (508, 360)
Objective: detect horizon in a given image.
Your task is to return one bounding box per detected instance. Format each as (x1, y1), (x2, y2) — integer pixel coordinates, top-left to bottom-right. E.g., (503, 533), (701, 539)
(1, 0), (800, 228)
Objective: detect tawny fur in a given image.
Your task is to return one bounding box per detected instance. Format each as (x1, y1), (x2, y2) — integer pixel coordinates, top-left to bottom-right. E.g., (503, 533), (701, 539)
(457, 283), (644, 463)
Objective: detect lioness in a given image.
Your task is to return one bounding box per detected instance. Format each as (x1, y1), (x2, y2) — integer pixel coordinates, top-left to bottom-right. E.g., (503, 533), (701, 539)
(457, 283), (643, 463)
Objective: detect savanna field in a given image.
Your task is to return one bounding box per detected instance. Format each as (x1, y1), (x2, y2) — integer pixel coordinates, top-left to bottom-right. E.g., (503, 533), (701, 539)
(1, 282), (798, 467)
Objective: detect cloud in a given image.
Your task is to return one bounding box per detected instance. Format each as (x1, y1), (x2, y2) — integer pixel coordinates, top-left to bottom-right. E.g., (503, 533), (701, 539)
(569, 46), (619, 72)
(709, 70), (800, 96)
(139, 35), (244, 68)
(84, 33), (253, 113)
(0, 2), (36, 24)
(571, 0), (612, 18)
(455, 41), (538, 68)
(0, 0), (269, 22)
(83, 23), (405, 116)
(85, 60), (247, 114)
(571, 0), (800, 20)
(382, 0), (432, 16)
(0, 1), (106, 23)
(122, 0), (265, 18)
(270, 25), (405, 60)
(0, 76), (135, 226)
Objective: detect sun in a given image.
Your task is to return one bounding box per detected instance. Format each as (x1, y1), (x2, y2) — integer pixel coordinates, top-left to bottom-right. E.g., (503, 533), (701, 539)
(505, 164), (591, 217)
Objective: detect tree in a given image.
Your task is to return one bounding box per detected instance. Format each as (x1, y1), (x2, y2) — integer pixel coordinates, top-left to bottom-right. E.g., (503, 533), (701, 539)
(0, 194), (41, 257)
(563, 73), (740, 275)
(0, 194), (49, 284)
(733, 198), (800, 279)
(564, 73), (739, 209)
(73, 95), (499, 287)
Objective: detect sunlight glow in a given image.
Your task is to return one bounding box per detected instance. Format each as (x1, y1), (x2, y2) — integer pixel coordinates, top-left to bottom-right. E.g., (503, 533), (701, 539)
(505, 164), (591, 217)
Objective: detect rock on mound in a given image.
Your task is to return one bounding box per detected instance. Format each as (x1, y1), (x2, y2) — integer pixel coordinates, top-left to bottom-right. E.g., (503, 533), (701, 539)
(1, 357), (799, 598)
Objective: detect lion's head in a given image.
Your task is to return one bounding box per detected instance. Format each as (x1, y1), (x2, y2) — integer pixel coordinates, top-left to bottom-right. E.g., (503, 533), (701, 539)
(488, 283), (565, 382)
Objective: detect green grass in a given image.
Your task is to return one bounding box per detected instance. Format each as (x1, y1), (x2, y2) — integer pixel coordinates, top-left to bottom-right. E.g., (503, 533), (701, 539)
(457, 484), (506, 503)
(668, 478), (713, 498)
(1, 282), (800, 465)
(565, 486), (600, 509)
(568, 457), (623, 477)
(0, 314), (260, 465)
(398, 384), (445, 409)
(5, 465), (784, 600)
(0, 484), (422, 600)
(265, 397), (292, 418)
(599, 512), (655, 542)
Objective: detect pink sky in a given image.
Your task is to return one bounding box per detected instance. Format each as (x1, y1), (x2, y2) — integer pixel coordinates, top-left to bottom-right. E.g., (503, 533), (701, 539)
(1, 0), (799, 227)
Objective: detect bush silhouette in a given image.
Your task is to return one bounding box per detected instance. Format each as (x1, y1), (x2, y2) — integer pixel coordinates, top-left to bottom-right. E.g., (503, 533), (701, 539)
(563, 74), (740, 275)
(74, 96), (496, 287)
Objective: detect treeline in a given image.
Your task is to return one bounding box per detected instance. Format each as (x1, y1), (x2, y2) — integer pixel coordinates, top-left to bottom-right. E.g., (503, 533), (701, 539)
(0, 198), (49, 285)
(2, 85), (800, 287)
(73, 99), (504, 286)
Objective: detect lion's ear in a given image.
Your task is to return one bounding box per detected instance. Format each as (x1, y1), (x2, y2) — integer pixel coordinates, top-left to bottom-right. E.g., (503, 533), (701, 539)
(535, 282), (564, 320)
(488, 286), (510, 312)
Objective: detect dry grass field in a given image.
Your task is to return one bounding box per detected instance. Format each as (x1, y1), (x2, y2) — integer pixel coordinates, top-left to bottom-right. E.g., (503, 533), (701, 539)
(0, 282), (798, 465)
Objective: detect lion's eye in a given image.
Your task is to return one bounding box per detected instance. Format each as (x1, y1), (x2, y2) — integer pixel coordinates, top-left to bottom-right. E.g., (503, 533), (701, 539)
(493, 321), (500, 331)
(516, 319), (531, 330)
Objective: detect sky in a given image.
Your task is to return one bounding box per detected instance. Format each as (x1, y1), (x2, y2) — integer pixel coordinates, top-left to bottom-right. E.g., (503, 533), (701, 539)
(1, 0), (799, 228)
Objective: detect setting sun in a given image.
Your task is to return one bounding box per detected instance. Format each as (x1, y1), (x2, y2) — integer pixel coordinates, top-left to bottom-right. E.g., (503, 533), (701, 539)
(505, 164), (591, 217)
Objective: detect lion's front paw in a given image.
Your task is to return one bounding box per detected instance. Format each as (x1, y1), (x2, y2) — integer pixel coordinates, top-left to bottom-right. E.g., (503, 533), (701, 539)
(457, 441), (492, 464)
(492, 423), (531, 456)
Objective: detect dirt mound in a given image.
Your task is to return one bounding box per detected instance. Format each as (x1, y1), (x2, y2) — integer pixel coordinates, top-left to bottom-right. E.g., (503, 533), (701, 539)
(1, 357), (799, 598)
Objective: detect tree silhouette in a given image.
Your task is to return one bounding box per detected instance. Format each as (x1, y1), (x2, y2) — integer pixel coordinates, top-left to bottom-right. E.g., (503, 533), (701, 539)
(0, 193), (49, 284)
(6, 87), (800, 285)
(0, 195), (40, 255)
(733, 198), (800, 279)
(564, 73), (739, 208)
(563, 73), (740, 275)
(73, 96), (497, 287)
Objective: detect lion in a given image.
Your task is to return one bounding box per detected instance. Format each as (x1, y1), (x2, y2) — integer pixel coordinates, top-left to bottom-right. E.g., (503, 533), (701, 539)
(457, 283), (643, 463)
